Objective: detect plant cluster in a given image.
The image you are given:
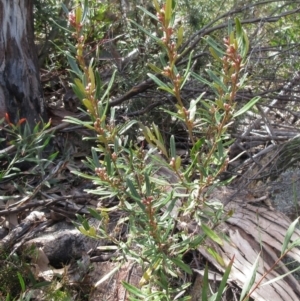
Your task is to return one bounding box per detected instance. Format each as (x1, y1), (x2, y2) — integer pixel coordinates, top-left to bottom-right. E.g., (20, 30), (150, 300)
(0, 251), (48, 301)
(62, 0), (262, 299)
(0, 115), (56, 181)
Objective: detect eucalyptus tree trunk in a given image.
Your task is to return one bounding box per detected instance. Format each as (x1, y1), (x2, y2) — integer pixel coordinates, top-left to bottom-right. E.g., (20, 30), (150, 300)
(0, 0), (47, 126)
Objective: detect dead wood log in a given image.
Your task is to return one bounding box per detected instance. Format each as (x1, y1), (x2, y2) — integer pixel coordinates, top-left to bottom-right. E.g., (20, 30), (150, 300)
(197, 188), (300, 301)
(0, 211), (46, 255)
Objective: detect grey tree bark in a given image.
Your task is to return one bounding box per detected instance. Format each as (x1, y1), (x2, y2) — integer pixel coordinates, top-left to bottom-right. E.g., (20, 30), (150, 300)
(0, 0), (47, 126)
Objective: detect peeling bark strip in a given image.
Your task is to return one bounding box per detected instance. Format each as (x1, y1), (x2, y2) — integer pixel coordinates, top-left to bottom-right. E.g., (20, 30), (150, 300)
(0, 0), (46, 126)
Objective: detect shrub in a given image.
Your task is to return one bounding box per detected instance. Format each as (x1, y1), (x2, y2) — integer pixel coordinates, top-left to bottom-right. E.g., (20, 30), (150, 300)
(63, 0), (259, 299)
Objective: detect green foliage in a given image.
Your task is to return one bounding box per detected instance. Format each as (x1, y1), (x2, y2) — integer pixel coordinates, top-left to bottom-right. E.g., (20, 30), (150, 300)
(34, 0), (64, 40)
(34, 0), (69, 67)
(0, 256), (26, 299)
(201, 257), (234, 301)
(0, 249), (76, 301)
(59, 0), (263, 299)
(0, 252), (43, 300)
(0, 117), (57, 181)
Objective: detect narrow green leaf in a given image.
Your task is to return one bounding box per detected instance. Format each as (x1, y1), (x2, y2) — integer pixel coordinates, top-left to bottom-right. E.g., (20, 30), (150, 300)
(233, 96), (260, 117)
(148, 63), (163, 74)
(235, 18), (249, 59)
(175, 156), (181, 170)
(75, 6), (82, 24)
(235, 17), (242, 39)
(48, 152), (59, 161)
(189, 99), (197, 121)
(100, 69), (116, 103)
(63, 116), (94, 129)
(217, 140), (224, 161)
(138, 122), (155, 145)
(17, 272), (25, 292)
(240, 252), (261, 301)
(214, 111), (222, 124)
(206, 69), (228, 93)
(177, 25), (184, 48)
(202, 224), (223, 245)
(261, 265), (300, 287)
(74, 78), (86, 95)
(153, 123), (167, 155)
(104, 154), (112, 176)
(126, 178), (141, 201)
(183, 155), (198, 178)
(165, 0), (173, 26)
(144, 172), (151, 196)
(159, 86), (176, 96)
(91, 147), (100, 168)
(82, 218), (90, 231)
(205, 36), (225, 57)
(122, 281), (147, 297)
(71, 83), (85, 101)
(94, 70), (102, 100)
(153, 123), (162, 142)
(147, 73), (174, 94)
(82, 0), (89, 22)
(191, 137), (204, 157)
(140, 258), (162, 286)
(281, 217), (300, 255)
(137, 5), (159, 21)
(119, 120), (138, 135)
(155, 139), (168, 157)
(153, 0), (160, 12)
(145, 126), (156, 141)
(191, 72), (214, 88)
(160, 196), (177, 222)
(159, 52), (168, 67)
(32, 281), (51, 289)
(82, 98), (94, 114)
(61, 3), (69, 14)
(123, 200), (133, 210)
(209, 47), (222, 62)
(287, 237), (300, 250)
(242, 31), (250, 58)
(154, 192), (173, 209)
(181, 50), (194, 89)
(229, 31), (235, 45)
(170, 135), (176, 158)
(206, 247), (225, 266)
(170, 257), (192, 274)
(49, 17), (73, 34)
(160, 107), (184, 121)
(238, 72), (248, 88)
(67, 53), (83, 78)
(114, 137), (120, 153)
(88, 64), (95, 90)
(202, 264), (209, 301)
(88, 208), (102, 220)
(110, 106), (116, 125)
(140, 125), (152, 145)
(213, 256), (234, 301)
